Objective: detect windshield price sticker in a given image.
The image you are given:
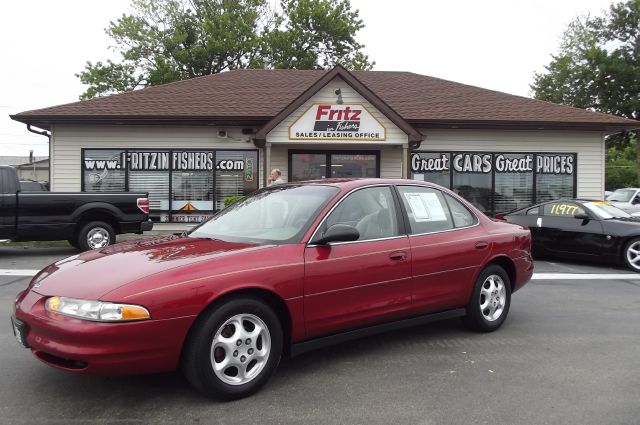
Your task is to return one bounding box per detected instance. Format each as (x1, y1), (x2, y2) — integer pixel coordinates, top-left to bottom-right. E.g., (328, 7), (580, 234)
(404, 192), (448, 222)
(549, 204), (579, 216)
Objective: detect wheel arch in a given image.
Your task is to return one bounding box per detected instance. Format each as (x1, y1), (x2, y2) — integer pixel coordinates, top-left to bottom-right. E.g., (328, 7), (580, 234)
(483, 255), (517, 293)
(180, 287), (294, 366)
(75, 210), (120, 235)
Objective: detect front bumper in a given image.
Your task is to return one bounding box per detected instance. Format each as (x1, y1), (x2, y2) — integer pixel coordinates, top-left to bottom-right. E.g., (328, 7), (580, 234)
(14, 290), (195, 375)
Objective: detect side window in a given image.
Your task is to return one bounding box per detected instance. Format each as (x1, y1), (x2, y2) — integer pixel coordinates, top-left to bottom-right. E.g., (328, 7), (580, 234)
(398, 186), (454, 234)
(324, 186), (400, 241)
(526, 207), (540, 215)
(444, 194), (478, 228)
(543, 202), (584, 217)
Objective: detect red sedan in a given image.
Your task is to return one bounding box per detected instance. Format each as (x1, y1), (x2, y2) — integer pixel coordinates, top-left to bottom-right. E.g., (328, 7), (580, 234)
(12, 179), (533, 400)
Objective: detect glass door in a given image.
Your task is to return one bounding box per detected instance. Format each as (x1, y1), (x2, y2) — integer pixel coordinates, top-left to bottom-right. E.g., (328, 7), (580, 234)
(290, 151), (379, 182)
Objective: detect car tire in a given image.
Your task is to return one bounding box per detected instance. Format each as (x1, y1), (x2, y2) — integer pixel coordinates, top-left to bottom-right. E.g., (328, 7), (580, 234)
(623, 238), (640, 272)
(182, 297), (283, 400)
(463, 265), (511, 332)
(77, 221), (115, 251)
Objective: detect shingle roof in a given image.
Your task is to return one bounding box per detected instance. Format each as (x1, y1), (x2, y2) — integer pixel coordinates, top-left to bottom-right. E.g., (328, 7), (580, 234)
(11, 69), (639, 131)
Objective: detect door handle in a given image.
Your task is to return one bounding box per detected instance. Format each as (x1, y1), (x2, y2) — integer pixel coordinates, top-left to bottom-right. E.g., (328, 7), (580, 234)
(475, 241), (488, 249)
(389, 251), (407, 261)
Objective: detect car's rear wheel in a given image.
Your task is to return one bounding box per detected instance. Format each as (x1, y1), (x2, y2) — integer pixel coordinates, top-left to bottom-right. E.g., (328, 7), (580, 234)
(463, 265), (511, 332)
(182, 297), (283, 400)
(623, 238), (640, 272)
(77, 221), (115, 251)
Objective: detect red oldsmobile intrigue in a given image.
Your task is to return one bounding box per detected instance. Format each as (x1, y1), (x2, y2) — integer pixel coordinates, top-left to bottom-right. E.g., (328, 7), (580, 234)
(12, 179), (533, 400)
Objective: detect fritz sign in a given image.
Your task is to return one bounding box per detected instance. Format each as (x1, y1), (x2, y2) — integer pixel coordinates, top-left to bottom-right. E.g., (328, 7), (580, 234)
(289, 103), (386, 141)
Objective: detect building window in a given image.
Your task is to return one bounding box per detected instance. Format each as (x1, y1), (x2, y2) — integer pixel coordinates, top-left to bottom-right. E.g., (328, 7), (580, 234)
(215, 150), (258, 211)
(82, 149), (126, 192)
(81, 148), (258, 223)
(289, 151), (379, 181)
(452, 153), (493, 214)
(410, 152), (451, 188)
(494, 153), (534, 212)
(410, 151), (576, 215)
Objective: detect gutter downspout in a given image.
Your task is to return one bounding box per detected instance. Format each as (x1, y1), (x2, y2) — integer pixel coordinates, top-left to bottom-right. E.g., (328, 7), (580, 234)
(26, 124), (51, 186)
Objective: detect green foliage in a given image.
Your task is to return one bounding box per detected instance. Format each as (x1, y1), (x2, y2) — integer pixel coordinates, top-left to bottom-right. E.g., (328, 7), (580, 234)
(531, 0), (640, 188)
(223, 195), (244, 207)
(606, 135), (638, 190)
(77, 0), (373, 99)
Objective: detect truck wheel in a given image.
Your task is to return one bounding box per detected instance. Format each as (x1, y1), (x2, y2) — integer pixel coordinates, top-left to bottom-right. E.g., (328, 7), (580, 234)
(77, 221), (115, 251)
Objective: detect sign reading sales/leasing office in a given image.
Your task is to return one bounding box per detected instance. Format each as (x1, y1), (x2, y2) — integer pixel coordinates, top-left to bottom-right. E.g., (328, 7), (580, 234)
(289, 103), (386, 141)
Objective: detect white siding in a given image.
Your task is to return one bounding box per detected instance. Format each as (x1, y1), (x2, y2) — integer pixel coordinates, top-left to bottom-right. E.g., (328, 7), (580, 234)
(266, 77), (409, 146)
(51, 125), (261, 191)
(418, 129), (605, 199)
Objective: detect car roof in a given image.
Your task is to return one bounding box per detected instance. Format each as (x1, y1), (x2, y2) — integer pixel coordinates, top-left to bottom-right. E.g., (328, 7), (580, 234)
(280, 178), (438, 190)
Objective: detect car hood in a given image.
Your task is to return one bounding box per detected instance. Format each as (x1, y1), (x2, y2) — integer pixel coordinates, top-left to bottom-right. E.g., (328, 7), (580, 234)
(30, 235), (264, 300)
(605, 216), (640, 225)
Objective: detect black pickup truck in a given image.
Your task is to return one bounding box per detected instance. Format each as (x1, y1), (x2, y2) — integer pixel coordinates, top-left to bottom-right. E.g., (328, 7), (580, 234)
(0, 166), (153, 250)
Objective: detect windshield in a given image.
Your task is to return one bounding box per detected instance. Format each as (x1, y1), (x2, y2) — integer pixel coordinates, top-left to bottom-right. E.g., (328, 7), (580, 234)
(607, 189), (636, 202)
(188, 185), (339, 244)
(583, 202), (631, 219)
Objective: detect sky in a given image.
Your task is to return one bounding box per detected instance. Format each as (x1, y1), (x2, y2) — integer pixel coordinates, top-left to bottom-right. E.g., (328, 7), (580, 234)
(0, 0), (615, 157)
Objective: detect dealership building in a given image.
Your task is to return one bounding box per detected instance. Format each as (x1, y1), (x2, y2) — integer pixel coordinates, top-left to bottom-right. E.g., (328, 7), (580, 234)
(12, 66), (639, 223)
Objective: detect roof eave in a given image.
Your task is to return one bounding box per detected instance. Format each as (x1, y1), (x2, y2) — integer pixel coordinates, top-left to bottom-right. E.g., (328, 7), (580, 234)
(409, 119), (640, 134)
(9, 114), (272, 129)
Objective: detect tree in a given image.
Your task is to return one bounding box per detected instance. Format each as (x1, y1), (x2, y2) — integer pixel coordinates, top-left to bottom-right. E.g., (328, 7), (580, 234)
(77, 0), (373, 99)
(531, 0), (640, 187)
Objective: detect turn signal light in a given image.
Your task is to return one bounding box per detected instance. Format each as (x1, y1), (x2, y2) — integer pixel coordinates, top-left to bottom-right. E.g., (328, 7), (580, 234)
(121, 305), (151, 320)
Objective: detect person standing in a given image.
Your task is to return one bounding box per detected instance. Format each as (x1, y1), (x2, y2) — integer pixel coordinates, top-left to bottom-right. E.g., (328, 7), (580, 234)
(268, 169), (285, 185)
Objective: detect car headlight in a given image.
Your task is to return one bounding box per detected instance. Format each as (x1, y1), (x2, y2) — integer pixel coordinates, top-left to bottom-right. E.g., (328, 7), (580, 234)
(45, 296), (150, 322)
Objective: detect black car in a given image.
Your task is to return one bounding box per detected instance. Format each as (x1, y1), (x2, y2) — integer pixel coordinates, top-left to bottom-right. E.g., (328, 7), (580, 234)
(497, 199), (640, 272)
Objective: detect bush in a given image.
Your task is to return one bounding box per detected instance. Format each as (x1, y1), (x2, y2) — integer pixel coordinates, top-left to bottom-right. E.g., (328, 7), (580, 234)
(223, 195), (244, 208)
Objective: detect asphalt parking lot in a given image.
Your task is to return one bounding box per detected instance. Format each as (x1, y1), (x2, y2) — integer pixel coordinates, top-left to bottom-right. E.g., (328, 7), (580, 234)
(1, 246), (639, 425)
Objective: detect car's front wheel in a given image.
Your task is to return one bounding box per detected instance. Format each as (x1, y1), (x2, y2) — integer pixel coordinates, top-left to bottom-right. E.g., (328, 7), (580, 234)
(623, 238), (640, 272)
(463, 265), (511, 332)
(182, 297), (283, 400)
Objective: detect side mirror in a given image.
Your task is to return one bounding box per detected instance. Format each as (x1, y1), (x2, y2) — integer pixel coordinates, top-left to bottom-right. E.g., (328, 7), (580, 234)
(633, 197), (640, 205)
(574, 212), (590, 220)
(312, 224), (360, 245)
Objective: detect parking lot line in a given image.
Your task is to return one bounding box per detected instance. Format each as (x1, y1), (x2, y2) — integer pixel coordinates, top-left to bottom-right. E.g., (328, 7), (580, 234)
(532, 273), (640, 280)
(0, 270), (40, 277)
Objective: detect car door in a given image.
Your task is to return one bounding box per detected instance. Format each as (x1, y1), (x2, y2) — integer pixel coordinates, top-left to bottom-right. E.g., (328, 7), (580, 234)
(396, 186), (490, 314)
(629, 191), (640, 214)
(303, 185), (412, 338)
(538, 201), (605, 257)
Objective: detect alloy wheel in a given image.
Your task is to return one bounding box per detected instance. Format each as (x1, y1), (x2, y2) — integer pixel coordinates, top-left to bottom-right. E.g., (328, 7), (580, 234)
(626, 241), (640, 270)
(210, 314), (271, 386)
(479, 274), (507, 322)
